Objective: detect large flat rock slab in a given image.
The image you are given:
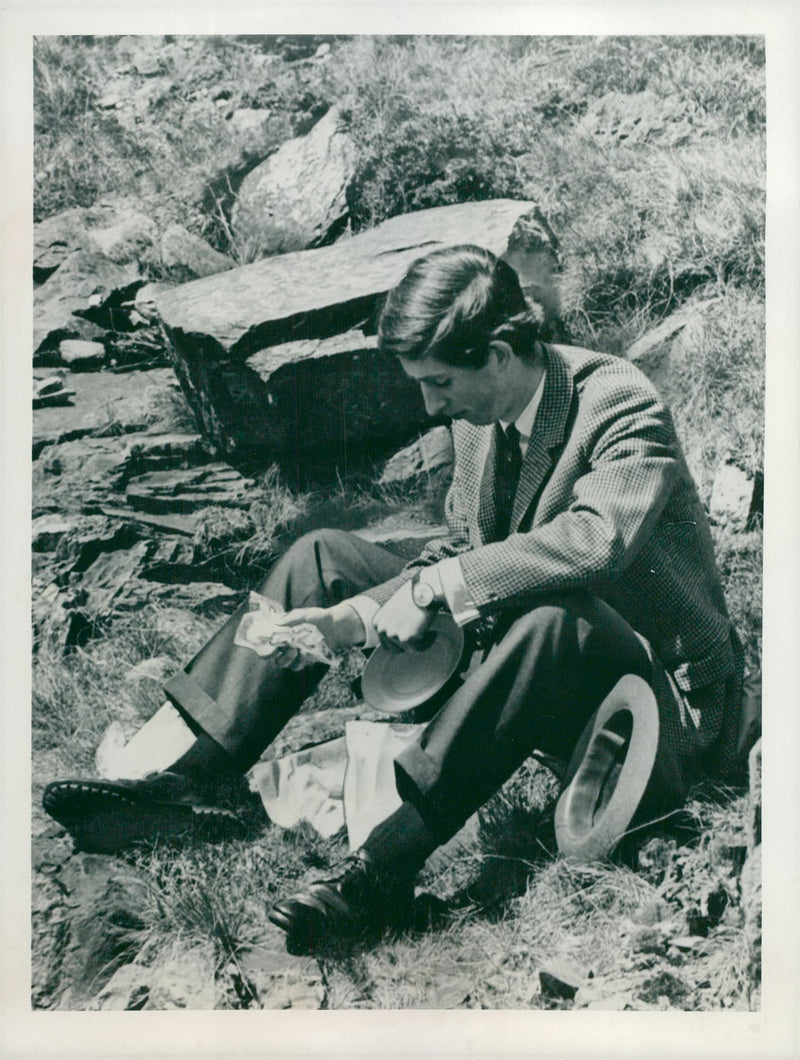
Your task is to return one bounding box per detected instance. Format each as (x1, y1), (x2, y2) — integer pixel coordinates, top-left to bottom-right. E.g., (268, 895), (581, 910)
(155, 199), (547, 353)
(154, 200), (558, 471)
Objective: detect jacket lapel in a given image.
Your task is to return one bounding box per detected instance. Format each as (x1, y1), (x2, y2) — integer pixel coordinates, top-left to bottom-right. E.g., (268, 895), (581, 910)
(475, 345), (574, 543)
(510, 345), (573, 532)
(476, 425), (500, 542)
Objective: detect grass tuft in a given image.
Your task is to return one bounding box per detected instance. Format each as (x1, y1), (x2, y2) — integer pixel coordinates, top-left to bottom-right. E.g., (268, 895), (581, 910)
(33, 34), (763, 1011)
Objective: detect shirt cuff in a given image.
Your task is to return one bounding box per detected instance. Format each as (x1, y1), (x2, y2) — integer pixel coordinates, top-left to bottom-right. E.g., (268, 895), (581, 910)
(345, 595), (381, 649)
(438, 557), (481, 626)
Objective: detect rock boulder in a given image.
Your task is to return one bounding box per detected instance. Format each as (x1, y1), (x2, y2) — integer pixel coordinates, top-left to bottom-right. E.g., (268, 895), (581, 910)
(154, 199), (559, 474)
(34, 201), (155, 281)
(379, 426), (454, 485)
(34, 250), (140, 356)
(232, 104), (355, 258)
(59, 339), (107, 369)
(160, 223), (235, 278)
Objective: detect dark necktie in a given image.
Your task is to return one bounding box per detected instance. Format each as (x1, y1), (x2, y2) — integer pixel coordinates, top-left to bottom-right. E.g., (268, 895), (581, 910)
(494, 422), (522, 540)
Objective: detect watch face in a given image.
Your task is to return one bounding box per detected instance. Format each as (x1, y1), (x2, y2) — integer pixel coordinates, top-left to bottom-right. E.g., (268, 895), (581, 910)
(413, 580), (435, 608)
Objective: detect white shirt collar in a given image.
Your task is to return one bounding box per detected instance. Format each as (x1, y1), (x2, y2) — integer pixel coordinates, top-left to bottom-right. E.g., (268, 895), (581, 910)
(499, 369), (546, 450)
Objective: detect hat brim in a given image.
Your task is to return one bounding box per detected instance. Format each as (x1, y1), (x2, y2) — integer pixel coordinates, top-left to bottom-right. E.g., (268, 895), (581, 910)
(554, 674), (661, 863)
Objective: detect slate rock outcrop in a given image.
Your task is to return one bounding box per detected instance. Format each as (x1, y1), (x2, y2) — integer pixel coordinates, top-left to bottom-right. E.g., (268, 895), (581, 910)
(232, 105), (356, 258)
(154, 199), (559, 475)
(34, 251), (140, 357)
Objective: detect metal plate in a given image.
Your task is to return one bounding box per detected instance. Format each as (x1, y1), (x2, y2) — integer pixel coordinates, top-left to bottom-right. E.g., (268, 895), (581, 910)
(361, 614), (466, 713)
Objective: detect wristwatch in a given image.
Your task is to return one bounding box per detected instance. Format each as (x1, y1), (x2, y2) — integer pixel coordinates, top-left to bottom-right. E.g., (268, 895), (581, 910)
(410, 570), (443, 611)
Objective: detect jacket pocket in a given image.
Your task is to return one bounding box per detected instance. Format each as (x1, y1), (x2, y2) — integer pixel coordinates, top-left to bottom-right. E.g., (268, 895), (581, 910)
(671, 635), (738, 693)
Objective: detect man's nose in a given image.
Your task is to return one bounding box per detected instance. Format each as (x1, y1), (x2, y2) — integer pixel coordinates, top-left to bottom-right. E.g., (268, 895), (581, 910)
(420, 383), (446, 416)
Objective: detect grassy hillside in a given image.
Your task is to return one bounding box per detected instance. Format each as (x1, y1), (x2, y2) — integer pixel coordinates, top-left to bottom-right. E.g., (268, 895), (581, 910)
(32, 34), (764, 1011)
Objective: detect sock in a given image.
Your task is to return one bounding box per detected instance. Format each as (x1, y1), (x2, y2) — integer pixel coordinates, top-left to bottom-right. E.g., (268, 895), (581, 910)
(169, 731), (237, 780)
(361, 801), (438, 881)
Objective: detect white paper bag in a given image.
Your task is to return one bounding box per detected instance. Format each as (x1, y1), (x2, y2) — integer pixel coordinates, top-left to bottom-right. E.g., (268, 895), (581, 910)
(248, 738), (348, 839)
(343, 721), (425, 850)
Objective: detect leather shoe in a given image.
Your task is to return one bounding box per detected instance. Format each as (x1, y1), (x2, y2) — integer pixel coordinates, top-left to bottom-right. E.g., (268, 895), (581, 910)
(268, 849), (415, 954)
(42, 770), (260, 854)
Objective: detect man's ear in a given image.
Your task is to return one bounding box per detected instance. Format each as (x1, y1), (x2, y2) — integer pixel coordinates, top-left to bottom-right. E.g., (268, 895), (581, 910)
(488, 340), (514, 366)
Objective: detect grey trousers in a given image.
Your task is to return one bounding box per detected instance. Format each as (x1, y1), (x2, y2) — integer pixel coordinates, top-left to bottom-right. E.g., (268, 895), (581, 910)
(164, 529), (693, 845)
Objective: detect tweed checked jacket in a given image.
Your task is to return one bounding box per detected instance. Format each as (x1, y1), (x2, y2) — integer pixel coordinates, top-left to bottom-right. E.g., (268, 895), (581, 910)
(366, 343), (740, 703)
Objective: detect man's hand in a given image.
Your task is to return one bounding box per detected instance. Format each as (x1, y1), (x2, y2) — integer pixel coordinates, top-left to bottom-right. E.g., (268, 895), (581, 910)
(275, 602), (365, 670)
(373, 579), (434, 650)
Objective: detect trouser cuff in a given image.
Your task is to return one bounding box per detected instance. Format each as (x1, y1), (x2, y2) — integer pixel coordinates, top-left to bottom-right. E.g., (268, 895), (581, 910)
(163, 671), (238, 760)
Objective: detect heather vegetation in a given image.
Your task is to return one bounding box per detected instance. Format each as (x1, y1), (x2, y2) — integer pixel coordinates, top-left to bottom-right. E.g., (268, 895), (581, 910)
(32, 34), (764, 1010)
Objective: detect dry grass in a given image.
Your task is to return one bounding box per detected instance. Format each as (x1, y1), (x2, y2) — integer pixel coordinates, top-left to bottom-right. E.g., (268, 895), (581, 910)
(32, 34), (763, 1011)
(85, 379), (198, 438)
(34, 36), (330, 251)
(32, 604), (215, 776)
(191, 465), (311, 584)
(319, 785), (755, 1011)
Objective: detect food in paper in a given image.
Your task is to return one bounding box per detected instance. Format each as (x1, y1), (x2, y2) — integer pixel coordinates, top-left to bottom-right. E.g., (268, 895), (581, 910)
(234, 591), (339, 668)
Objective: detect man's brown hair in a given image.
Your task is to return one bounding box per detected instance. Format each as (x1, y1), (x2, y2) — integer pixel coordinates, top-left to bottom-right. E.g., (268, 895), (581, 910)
(377, 244), (540, 368)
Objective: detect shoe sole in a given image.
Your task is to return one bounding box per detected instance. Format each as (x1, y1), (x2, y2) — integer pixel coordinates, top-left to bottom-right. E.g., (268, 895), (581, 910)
(42, 780), (247, 854)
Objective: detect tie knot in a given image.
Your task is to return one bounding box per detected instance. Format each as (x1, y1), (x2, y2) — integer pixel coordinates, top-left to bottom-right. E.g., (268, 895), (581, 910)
(505, 423), (520, 448)
(497, 422), (520, 463)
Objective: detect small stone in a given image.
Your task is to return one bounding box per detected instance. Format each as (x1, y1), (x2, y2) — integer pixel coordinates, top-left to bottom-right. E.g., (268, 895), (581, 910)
(630, 900), (668, 925)
(232, 105), (355, 257)
(230, 108), (272, 135)
(574, 976), (637, 1008)
(34, 249), (139, 355)
(380, 426), (454, 485)
(59, 339), (106, 369)
(748, 738), (762, 850)
(539, 958), (589, 1000)
(124, 464), (254, 514)
(134, 281), (174, 320)
(34, 375), (68, 397)
(259, 980), (325, 1010)
(33, 378), (76, 408)
(124, 656), (173, 683)
(133, 53), (161, 76)
(160, 224), (234, 279)
(709, 461), (756, 532)
(32, 513), (80, 551)
(669, 935), (707, 953)
(586, 994), (629, 1010)
(625, 309), (697, 362)
(238, 941), (325, 1010)
(630, 925), (668, 955)
(97, 87), (126, 109)
(90, 963), (151, 1010)
(148, 947), (216, 1009)
(90, 212), (157, 264)
(426, 977), (473, 1008)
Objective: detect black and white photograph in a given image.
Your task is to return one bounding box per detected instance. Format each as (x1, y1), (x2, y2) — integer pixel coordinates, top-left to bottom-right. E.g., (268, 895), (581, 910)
(3, 4), (799, 1057)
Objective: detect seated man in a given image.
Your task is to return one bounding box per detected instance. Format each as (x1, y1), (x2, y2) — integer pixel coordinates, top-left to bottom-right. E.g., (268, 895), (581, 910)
(44, 244), (743, 956)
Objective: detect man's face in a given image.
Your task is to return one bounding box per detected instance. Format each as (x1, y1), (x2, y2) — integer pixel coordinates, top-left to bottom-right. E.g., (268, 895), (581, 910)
(398, 352), (508, 426)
